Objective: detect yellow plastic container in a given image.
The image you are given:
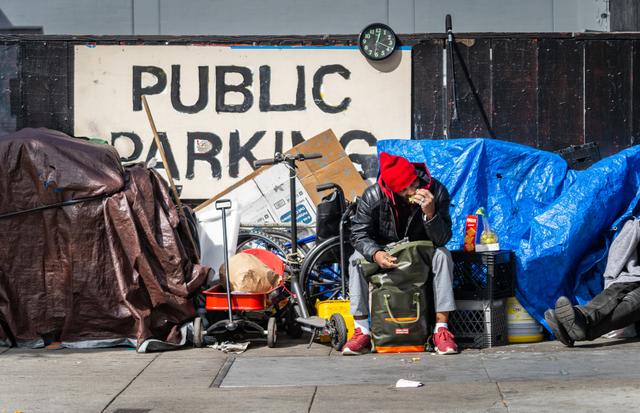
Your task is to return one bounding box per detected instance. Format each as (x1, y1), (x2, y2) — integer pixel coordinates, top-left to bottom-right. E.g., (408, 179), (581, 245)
(315, 299), (354, 342)
(506, 297), (544, 343)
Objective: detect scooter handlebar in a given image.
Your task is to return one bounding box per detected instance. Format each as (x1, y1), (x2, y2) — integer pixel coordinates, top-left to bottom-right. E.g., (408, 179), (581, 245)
(253, 158), (275, 167)
(254, 152), (322, 168)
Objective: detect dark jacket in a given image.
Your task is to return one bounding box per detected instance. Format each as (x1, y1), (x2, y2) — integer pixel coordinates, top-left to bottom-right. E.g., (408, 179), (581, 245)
(350, 171), (452, 262)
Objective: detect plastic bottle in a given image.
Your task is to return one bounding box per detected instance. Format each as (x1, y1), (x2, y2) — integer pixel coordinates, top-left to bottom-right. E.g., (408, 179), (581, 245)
(475, 207), (498, 245)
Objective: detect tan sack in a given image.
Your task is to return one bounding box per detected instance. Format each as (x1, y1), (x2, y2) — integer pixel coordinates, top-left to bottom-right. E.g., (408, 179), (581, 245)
(219, 252), (281, 293)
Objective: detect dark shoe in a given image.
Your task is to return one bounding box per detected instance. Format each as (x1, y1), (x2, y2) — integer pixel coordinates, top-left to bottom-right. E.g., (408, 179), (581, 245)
(544, 309), (574, 347)
(555, 296), (587, 341)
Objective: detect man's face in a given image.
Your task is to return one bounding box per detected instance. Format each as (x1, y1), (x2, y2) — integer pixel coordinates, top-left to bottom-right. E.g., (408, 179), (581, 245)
(395, 178), (420, 200)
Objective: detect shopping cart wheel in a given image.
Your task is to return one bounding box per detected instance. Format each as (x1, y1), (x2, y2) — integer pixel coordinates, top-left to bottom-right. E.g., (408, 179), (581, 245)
(329, 313), (347, 351)
(267, 316), (277, 348)
(193, 317), (204, 348)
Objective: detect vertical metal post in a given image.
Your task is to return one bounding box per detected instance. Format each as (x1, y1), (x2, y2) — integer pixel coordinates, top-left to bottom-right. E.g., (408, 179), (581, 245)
(288, 156), (298, 257)
(286, 155), (310, 318)
(339, 213), (347, 298)
(219, 206), (234, 326)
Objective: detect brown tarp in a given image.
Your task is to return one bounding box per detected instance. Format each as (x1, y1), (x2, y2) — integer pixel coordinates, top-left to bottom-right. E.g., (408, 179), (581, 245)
(0, 128), (208, 349)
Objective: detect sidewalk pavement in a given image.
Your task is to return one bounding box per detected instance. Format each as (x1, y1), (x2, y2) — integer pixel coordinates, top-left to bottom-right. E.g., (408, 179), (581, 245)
(1, 337), (640, 413)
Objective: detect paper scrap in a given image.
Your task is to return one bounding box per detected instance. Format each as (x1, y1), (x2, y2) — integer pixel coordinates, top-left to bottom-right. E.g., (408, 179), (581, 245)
(207, 340), (250, 354)
(395, 379), (424, 388)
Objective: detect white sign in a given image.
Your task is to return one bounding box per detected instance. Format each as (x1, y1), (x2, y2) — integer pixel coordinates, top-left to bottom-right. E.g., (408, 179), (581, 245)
(74, 45), (411, 198)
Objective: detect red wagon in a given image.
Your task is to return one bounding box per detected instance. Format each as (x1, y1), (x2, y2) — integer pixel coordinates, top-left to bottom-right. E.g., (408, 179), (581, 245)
(194, 248), (285, 348)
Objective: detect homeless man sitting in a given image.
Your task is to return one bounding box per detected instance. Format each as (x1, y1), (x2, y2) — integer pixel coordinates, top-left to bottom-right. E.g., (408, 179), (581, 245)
(342, 152), (459, 355)
(545, 218), (640, 346)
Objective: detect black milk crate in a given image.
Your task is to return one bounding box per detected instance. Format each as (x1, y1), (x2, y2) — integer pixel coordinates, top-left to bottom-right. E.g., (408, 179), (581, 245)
(451, 250), (515, 300)
(555, 142), (601, 170)
(449, 299), (508, 349)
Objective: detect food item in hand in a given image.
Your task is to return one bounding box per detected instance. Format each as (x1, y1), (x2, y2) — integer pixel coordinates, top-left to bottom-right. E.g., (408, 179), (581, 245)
(408, 195), (419, 204)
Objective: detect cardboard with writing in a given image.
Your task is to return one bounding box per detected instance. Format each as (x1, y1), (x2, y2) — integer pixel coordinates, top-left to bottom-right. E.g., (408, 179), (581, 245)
(195, 129), (367, 226)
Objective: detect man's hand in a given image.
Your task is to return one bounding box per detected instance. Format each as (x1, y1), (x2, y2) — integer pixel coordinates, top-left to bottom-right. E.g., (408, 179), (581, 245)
(374, 250), (398, 269)
(414, 188), (435, 220)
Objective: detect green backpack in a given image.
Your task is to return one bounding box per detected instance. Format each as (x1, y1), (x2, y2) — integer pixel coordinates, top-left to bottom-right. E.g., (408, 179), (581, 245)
(359, 240), (434, 353)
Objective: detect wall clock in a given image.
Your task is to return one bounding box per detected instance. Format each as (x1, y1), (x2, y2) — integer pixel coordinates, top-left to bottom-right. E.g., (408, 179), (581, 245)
(358, 23), (397, 61)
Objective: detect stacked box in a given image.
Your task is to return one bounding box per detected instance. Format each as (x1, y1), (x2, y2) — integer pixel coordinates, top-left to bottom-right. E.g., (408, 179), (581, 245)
(452, 250), (514, 300)
(449, 299), (508, 349)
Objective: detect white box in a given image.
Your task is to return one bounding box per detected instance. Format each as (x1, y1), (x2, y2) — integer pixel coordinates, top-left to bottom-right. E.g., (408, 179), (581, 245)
(230, 179), (277, 225)
(475, 243), (500, 252)
(253, 164), (316, 225)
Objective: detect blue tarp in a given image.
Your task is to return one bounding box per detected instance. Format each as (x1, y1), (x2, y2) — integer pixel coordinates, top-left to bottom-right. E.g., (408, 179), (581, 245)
(377, 138), (640, 331)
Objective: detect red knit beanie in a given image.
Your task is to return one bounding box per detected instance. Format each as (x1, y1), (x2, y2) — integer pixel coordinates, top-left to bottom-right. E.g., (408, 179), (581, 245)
(378, 152), (417, 193)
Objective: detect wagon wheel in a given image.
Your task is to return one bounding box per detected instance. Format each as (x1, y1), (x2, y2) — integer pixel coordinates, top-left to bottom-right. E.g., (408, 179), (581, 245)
(193, 317), (204, 348)
(267, 316), (278, 348)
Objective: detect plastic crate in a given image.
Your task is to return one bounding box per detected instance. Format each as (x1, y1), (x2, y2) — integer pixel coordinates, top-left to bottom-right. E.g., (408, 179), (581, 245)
(449, 299), (508, 349)
(315, 299), (354, 342)
(555, 142), (601, 170)
(452, 250), (514, 300)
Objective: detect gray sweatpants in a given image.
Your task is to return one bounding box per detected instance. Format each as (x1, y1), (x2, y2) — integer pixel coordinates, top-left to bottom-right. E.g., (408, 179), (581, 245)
(348, 247), (456, 317)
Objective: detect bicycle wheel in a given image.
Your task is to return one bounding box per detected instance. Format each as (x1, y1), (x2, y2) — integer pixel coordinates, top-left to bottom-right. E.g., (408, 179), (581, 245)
(299, 235), (350, 311)
(259, 229), (312, 258)
(236, 230), (288, 259)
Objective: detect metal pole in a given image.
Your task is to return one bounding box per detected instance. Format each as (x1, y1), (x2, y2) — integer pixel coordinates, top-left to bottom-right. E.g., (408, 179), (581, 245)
(446, 14), (459, 123)
(288, 156), (298, 257)
(220, 206), (235, 329)
(339, 213), (346, 298)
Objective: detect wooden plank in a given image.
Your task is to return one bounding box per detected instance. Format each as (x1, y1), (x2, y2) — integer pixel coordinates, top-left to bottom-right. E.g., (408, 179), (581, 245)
(448, 38), (492, 138)
(19, 41), (72, 134)
(491, 39), (538, 146)
(537, 39), (584, 151)
(0, 44), (18, 135)
(632, 40), (640, 147)
(610, 0), (640, 31)
(584, 40), (632, 157)
(412, 39), (444, 139)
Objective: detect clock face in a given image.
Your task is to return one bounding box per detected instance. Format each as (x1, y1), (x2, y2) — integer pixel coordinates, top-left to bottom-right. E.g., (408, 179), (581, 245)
(358, 23), (397, 61)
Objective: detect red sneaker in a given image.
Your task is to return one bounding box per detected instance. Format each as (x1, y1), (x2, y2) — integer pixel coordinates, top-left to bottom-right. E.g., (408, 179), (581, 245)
(342, 328), (371, 355)
(433, 327), (458, 355)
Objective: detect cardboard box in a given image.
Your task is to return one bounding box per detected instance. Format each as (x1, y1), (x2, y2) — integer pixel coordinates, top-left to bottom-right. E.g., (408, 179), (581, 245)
(195, 129), (368, 225)
(233, 179), (277, 225)
(253, 164), (316, 224)
(463, 215), (478, 252)
(289, 130), (367, 205)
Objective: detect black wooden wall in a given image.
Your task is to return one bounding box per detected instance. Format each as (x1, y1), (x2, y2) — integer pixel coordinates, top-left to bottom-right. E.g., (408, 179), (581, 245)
(412, 33), (640, 157)
(611, 0), (640, 31)
(2, 33), (640, 159)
